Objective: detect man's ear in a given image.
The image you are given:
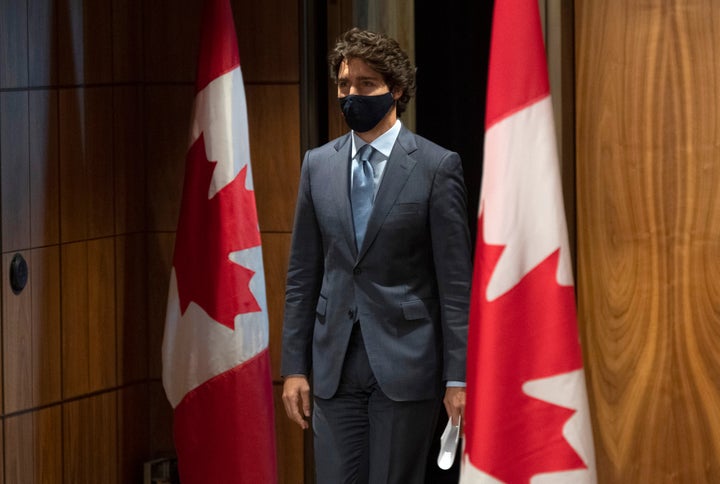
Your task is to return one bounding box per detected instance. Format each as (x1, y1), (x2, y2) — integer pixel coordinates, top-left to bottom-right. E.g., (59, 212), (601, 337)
(392, 87), (403, 101)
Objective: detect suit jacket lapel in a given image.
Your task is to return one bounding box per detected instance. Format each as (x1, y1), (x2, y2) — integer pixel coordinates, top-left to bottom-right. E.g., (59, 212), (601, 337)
(329, 134), (358, 256)
(357, 127), (418, 259)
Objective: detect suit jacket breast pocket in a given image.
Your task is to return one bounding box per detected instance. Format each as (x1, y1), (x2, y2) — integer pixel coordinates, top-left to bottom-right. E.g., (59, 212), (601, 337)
(392, 203), (420, 216)
(385, 203), (422, 228)
(383, 203), (427, 243)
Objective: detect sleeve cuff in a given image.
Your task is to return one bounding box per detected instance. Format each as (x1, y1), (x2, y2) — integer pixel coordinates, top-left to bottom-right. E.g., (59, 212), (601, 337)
(446, 381), (466, 388)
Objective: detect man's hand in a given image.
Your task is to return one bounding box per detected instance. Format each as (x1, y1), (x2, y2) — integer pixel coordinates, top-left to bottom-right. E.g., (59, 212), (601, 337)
(444, 386), (466, 427)
(282, 376), (311, 430)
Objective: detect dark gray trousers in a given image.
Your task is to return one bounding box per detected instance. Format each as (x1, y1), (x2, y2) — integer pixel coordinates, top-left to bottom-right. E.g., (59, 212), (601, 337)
(313, 324), (441, 484)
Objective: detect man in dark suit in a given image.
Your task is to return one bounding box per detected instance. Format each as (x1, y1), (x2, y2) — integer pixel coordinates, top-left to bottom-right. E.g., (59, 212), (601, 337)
(281, 28), (472, 484)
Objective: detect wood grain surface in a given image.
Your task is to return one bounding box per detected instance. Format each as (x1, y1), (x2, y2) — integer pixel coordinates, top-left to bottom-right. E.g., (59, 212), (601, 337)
(1, 0), (306, 480)
(575, 1), (720, 482)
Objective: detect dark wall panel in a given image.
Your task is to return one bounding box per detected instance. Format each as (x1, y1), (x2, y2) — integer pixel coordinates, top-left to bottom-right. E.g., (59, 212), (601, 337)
(415, 1), (494, 241)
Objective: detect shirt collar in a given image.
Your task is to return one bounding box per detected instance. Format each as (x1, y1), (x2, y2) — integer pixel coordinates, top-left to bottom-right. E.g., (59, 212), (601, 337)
(351, 119), (402, 159)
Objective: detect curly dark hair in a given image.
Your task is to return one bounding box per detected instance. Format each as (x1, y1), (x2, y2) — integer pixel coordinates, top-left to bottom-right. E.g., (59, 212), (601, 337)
(329, 28), (416, 117)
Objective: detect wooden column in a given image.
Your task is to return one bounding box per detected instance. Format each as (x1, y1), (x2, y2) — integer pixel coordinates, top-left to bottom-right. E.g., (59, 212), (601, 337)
(575, 1), (720, 482)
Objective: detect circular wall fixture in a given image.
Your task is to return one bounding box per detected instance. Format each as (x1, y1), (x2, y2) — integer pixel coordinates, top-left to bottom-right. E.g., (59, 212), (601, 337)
(10, 253), (28, 295)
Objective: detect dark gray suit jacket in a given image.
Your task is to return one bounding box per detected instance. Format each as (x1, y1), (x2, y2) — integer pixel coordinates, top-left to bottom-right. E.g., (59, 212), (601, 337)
(281, 126), (472, 401)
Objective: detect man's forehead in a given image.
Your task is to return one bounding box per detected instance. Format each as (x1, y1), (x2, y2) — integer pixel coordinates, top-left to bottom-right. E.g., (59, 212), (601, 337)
(339, 59), (383, 79)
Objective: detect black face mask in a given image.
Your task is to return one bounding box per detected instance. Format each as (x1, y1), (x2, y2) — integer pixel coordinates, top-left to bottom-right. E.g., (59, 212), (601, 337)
(339, 92), (395, 132)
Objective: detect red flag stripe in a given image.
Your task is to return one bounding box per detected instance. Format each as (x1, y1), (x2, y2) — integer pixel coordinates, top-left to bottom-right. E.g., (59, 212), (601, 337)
(195, 0), (240, 93)
(484, 0), (549, 130)
(174, 350), (277, 484)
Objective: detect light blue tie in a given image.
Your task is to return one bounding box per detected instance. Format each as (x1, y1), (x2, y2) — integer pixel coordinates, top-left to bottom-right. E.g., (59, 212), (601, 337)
(351, 144), (375, 249)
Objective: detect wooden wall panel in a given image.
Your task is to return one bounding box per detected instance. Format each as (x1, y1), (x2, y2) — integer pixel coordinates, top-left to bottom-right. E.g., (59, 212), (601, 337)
(233, 0), (300, 84)
(61, 239), (117, 398)
(3, 247), (64, 413)
(0, 424), (3, 484)
(2, 251), (32, 414)
(149, 381), (175, 457)
(142, 0), (201, 83)
(0, 91), (59, 251)
(112, 0), (143, 82)
(30, 247), (62, 406)
(59, 242), (90, 397)
(273, 385), (305, 484)
(29, 90), (60, 248)
(248, 84), (301, 233)
(116, 234), (149, 384)
(63, 392), (118, 484)
(7, 412), (36, 483)
(36, 407), (63, 484)
(28, 0), (58, 87)
(1, 0), (305, 480)
(114, 86), (146, 235)
(261, 233), (292, 381)
(118, 385), (151, 483)
(0, 91), (31, 253)
(4, 406), (62, 484)
(87, 239), (118, 389)
(144, 85), (195, 233)
(147, 232), (175, 379)
(575, 1), (720, 482)
(59, 88), (115, 243)
(1, 248), (62, 414)
(0, 0), (29, 88)
(57, 0), (113, 85)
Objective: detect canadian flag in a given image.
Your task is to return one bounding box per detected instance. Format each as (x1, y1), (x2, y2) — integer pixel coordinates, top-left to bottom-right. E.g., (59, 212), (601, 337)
(161, 0), (277, 482)
(460, 1), (597, 483)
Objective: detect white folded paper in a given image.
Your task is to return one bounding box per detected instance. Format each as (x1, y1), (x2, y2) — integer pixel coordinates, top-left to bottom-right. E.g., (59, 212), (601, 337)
(437, 415), (461, 470)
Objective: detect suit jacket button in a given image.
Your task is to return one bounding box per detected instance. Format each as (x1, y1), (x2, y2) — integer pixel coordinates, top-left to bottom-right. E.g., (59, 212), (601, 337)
(353, 267), (361, 275)
(347, 309), (354, 319)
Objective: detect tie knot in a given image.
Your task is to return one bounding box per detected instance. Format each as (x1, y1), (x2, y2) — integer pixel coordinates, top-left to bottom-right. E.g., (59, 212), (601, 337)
(358, 144), (374, 163)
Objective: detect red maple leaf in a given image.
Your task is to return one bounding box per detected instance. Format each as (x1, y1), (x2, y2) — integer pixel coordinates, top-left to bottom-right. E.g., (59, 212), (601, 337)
(173, 134), (261, 330)
(465, 216), (586, 483)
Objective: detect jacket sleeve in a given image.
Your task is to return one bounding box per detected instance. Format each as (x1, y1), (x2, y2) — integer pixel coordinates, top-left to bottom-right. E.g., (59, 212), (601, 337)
(280, 151), (324, 377)
(429, 151), (472, 383)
